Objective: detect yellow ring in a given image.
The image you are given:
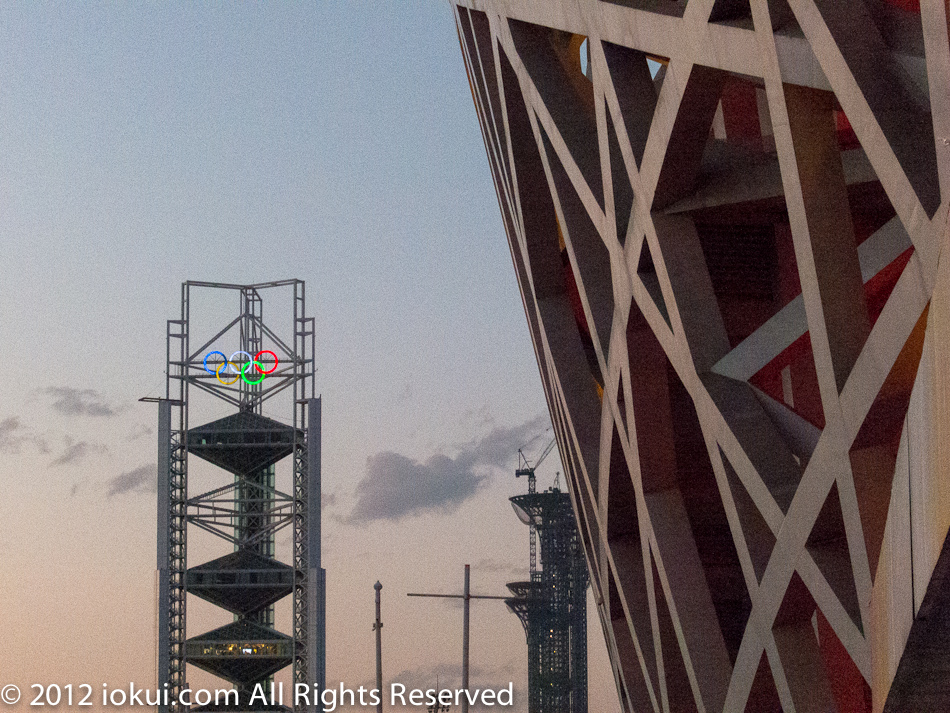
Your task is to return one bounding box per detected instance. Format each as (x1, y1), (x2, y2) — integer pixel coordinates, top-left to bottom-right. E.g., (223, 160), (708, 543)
(216, 361), (240, 385)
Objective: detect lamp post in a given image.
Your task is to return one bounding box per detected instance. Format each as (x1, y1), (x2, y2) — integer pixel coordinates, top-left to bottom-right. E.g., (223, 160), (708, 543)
(374, 581), (383, 713)
(407, 565), (507, 713)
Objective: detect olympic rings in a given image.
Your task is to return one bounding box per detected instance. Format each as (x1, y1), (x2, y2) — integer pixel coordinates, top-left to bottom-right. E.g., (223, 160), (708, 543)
(230, 351), (254, 367)
(241, 359), (265, 385)
(203, 351), (227, 373)
(202, 350), (279, 386)
(216, 361), (240, 385)
(256, 350), (278, 374)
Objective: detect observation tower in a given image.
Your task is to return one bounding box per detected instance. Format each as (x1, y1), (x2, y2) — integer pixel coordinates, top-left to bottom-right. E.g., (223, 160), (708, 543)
(506, 462), (588, 713)
(151, 280), (324, 713)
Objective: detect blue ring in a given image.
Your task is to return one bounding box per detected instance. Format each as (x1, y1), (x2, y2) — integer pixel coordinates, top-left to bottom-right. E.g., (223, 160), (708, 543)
(203, 351), (228, 374)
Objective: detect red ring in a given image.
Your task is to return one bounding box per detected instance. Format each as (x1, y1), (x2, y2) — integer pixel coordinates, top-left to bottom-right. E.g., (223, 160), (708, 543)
(254, 350), (279, 374)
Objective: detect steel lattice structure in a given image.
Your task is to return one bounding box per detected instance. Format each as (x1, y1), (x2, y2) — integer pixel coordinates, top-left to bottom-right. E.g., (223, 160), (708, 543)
(507, 488), (589, 713)
(156, 280), (324, 713)
(454, 1), (950, 711)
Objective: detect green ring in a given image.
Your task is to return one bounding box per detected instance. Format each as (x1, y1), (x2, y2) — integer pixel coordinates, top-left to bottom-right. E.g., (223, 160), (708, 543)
(241, 360), (266, 385)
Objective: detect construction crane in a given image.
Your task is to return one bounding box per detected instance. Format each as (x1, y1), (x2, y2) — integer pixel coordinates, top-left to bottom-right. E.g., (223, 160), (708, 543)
(515, 437), (556, 579)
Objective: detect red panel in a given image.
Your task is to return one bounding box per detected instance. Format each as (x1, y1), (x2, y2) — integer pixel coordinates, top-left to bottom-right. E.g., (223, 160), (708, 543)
(883, 0), (920, 11)
(749, 332), (825, 429)
(836, 111), (861, 150)
(720, 80), (761, 148)
(816, 611), (872, 713)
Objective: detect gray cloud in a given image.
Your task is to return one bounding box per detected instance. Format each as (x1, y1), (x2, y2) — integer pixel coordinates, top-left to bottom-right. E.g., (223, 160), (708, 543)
(50, 441), (106, 467)
(0, 416), (54, 454)
(106, 464), (156, 497)
(128, 423), (153, 440)
(43, 387), (119, 417)
(471, 557), (525, 577)
(0, 417), (26, 453)
(349, 415), (547, 523)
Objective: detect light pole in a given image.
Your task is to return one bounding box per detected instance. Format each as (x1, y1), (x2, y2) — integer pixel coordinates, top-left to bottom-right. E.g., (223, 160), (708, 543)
(407, 564), (507, 713)
(461, 565), (470, 710)
(374, 581), (383, 713)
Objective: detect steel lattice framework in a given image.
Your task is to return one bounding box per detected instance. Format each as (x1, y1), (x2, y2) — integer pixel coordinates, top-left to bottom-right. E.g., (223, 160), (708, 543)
(454, 1), (950, 711)
(507, 489), (589, 713)
(156, 280), (324, 713)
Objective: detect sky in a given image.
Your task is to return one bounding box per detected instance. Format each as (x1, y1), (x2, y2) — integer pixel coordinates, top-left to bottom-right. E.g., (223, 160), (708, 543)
(0, 3), (618, 712)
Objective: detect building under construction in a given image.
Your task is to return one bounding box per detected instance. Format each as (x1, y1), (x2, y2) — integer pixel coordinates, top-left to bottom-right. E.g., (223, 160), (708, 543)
(154, 280), (324, 713)
(506, 448), (588, 713)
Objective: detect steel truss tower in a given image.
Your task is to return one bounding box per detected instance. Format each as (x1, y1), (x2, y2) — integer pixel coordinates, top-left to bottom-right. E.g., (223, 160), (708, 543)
(507, 487), (588, 713)
(155, 280), (325, 713)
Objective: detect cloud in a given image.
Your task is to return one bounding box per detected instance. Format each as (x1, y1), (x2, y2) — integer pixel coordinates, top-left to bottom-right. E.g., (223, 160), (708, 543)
(0, 416), (54, 454)
(349, 415), (547, 523)
(128, 423), (153, 440)
(106, 464), (156, 497)
(471, 557), (524, 577)
(0, 417), (26, 453)
(49, 441), (106, 467)
(43, 387), (119, 417)
(351, 451), (486, 522)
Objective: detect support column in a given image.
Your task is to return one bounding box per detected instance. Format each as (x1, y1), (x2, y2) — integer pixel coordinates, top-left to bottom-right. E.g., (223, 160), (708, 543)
(785, 84), (870, 394)
(375, 582), (383, 713)
(307, 397), (326, 707)
(157, 399), (171, 713)
(462, 564), (471, 713)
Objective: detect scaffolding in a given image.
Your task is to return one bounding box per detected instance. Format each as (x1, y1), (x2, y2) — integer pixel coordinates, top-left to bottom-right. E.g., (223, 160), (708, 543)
(153, 280), (324, 713)
(506, 486), (588, 713)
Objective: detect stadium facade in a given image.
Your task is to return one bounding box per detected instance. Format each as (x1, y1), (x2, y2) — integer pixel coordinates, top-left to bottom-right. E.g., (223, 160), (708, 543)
(452, 1), (950, 711)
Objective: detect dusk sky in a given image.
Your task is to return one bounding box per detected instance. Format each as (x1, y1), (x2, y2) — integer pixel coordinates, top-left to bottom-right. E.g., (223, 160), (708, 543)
(0, 3), (617, 711)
